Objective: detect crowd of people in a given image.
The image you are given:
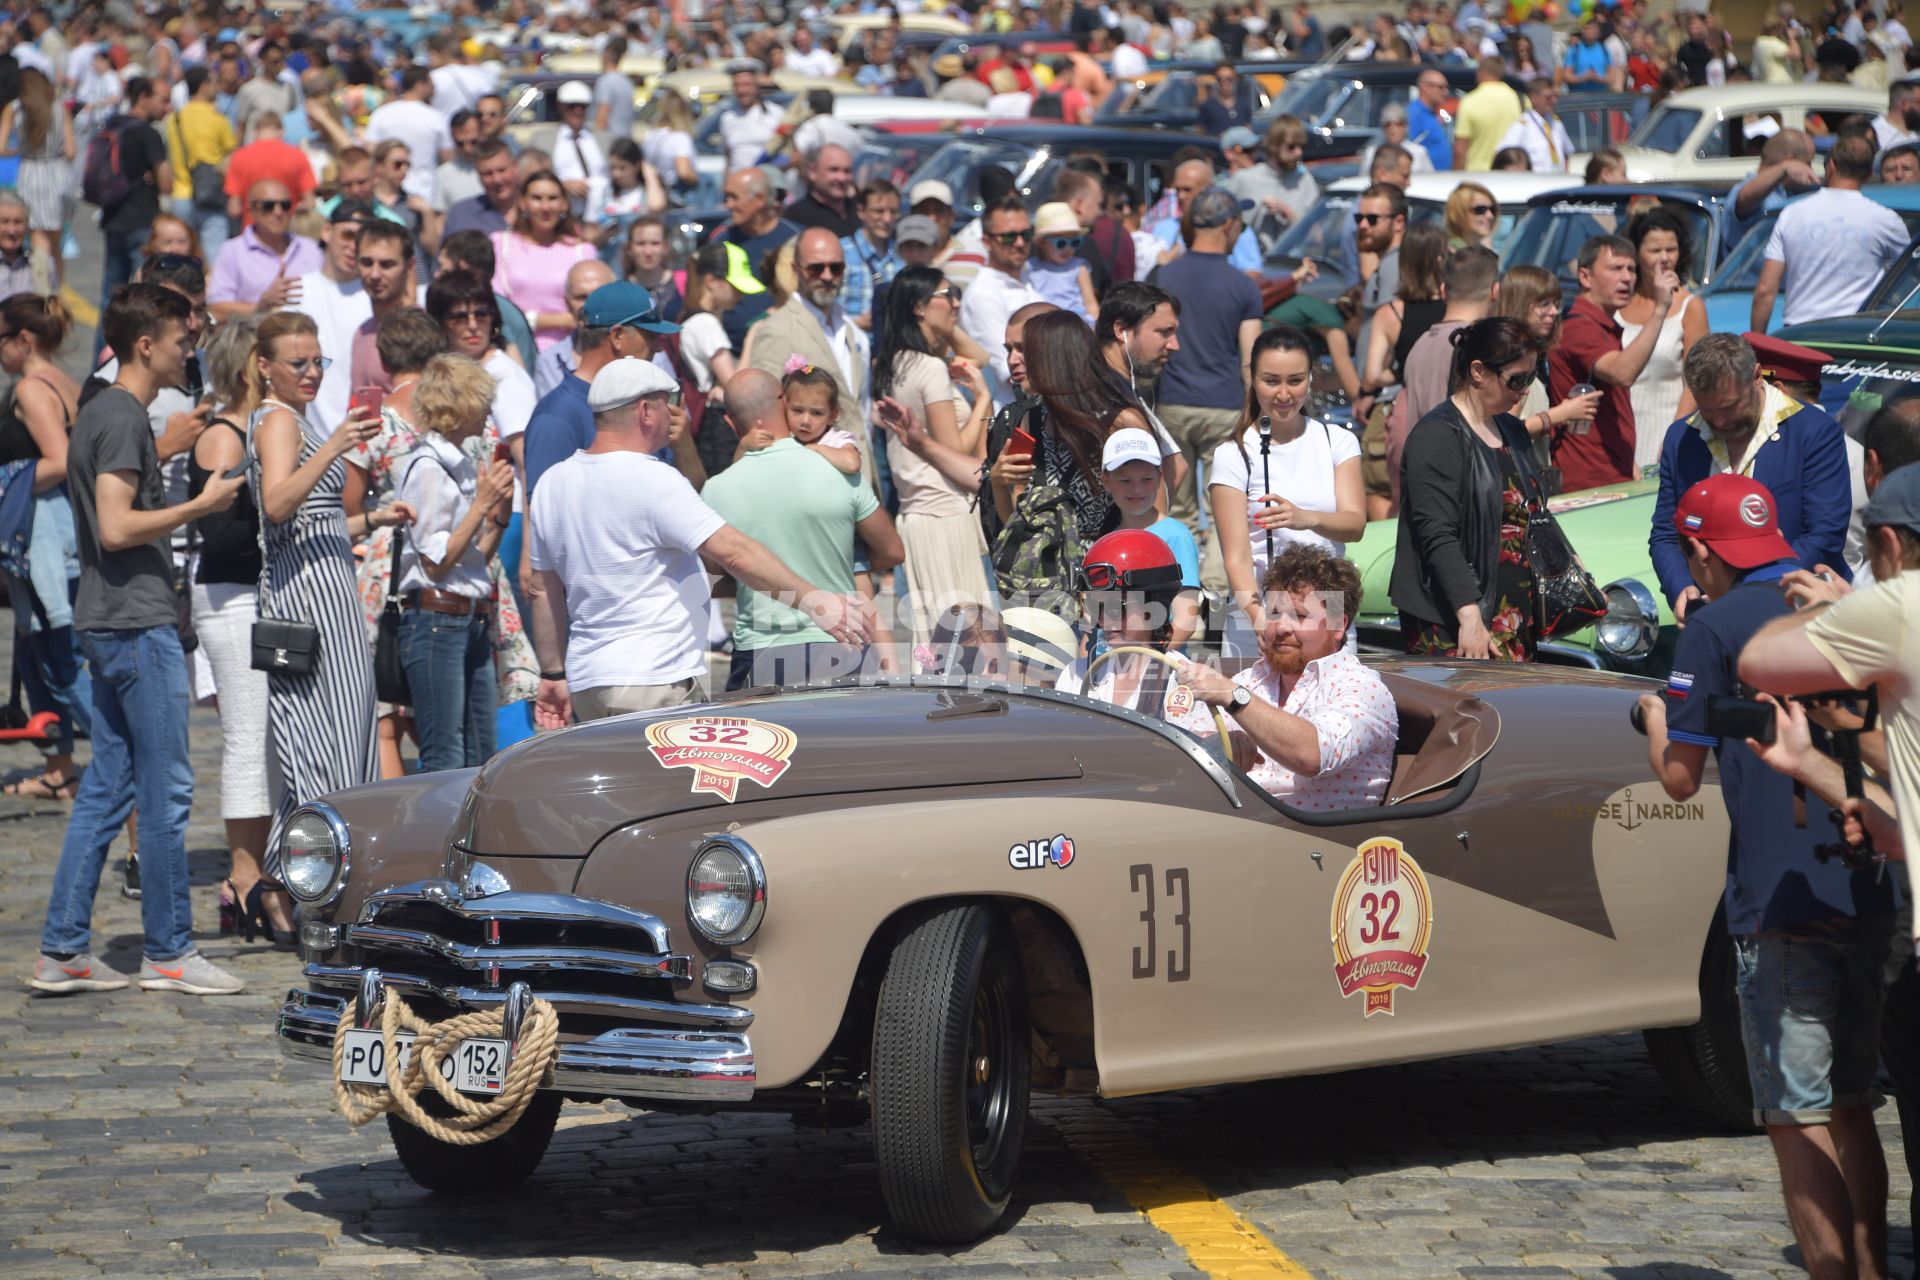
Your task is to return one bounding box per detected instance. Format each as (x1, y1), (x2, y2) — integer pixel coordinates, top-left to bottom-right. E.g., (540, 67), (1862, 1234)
(1, 5), (1918, 1279)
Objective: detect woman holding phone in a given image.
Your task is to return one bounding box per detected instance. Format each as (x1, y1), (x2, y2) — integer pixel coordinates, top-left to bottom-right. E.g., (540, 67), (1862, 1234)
(343, 308), (447, 778)
(247, 311), (412, 902)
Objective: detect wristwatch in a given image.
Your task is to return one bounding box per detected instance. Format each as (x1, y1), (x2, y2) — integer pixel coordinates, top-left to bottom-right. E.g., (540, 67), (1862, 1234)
(539, 670), (566, 682)
(1228, 686), (1253, 713)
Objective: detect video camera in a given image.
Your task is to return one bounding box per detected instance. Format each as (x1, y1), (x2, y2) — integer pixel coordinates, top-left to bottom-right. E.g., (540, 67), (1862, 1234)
(1629, 688), (1882, 870)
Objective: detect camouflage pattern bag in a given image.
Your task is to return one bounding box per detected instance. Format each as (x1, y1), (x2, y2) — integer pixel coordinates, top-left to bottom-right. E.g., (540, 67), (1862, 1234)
(990, 481), (1082, 621)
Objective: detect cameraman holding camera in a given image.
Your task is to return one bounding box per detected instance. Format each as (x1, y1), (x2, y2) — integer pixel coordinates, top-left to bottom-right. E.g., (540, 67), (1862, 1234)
(1638, 474), (1895, 1280)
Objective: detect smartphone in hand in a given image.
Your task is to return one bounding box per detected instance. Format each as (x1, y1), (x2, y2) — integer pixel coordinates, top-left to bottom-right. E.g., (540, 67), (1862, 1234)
(1004, 427), (1037, 460)
(349, 386), (386, 419)
(493, 440), (513, 466)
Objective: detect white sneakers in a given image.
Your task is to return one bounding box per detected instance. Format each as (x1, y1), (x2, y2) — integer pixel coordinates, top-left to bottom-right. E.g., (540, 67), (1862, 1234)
(27, 949), (244, 996)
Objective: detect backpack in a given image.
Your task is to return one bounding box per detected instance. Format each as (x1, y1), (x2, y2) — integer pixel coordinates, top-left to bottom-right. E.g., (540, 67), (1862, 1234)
(81, 114), (138, 209)
(990, 480), (1083, 621)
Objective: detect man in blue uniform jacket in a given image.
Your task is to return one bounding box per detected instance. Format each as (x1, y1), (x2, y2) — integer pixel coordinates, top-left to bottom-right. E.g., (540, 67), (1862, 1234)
(1649, 332), (1853, 621)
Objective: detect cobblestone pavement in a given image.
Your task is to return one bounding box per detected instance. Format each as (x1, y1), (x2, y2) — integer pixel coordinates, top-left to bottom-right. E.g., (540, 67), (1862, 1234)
(2, 229), (1915, 1280)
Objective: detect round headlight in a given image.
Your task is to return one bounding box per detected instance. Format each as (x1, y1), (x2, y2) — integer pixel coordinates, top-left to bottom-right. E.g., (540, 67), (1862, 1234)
(1595, 578), (1660, 664)
(282, 805), (347, 904)
(687, 837), (766, 946)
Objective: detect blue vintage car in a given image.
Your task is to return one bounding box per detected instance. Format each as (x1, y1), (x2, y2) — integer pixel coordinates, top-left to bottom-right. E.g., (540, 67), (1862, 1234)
(1703, 185), (1920, 336)
(1498, 183), (1738, 305)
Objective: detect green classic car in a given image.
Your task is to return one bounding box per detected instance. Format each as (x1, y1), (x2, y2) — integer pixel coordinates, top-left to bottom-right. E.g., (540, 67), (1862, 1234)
(1347, 474), (1676, 675)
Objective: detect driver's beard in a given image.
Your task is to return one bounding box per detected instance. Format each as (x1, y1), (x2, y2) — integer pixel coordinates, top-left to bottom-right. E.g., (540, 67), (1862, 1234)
(1261, 637), (1308, 677)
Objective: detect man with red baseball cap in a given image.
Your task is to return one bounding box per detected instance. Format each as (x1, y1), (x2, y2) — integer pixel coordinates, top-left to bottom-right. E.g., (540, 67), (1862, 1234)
(1637, 472), (1894, 1280)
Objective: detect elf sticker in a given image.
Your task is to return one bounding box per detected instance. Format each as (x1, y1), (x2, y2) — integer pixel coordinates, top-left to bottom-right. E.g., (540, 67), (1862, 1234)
(1330, 837), (1435, 1017)
(645, 717), (798, 802)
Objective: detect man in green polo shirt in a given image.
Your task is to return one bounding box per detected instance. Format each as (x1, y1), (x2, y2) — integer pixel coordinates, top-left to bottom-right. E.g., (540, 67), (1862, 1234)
(703, 370), (903, 689)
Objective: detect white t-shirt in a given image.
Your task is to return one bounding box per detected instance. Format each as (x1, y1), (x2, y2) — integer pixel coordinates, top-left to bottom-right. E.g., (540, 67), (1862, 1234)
(528, 450), (726, 690)
(787, 47), (840, 77)
(366, 99), (453, 202)
(1207, 418), (1360, 584)
(643, 129), (696, 188)
(1765, 187), (1913, 327)
(430, 63), (497, 117)
(484, 347), (538, 514)
(718, 100), (784, 171)
(679, 311), (731, 393)
(292, 271), (373, 434)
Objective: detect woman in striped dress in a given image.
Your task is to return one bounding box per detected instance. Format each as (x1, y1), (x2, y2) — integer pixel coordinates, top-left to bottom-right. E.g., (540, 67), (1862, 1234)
(246, 312), (412, 875)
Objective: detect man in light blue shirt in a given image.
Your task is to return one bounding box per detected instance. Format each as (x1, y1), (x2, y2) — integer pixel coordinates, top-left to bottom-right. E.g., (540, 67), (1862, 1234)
(1405, 70), (1454, 170)
(840, 181), (903, 327)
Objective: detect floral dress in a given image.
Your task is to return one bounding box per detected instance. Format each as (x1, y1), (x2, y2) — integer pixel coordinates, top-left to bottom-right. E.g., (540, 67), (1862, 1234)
(1404, 445), (1537, 662)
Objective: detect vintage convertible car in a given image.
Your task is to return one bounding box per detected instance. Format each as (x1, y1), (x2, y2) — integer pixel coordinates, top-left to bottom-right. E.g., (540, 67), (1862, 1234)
(277, 665), (1747, 1244)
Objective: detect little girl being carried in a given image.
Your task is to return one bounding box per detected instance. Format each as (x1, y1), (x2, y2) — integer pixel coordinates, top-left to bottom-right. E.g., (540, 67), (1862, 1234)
(778, 357), (861, 476)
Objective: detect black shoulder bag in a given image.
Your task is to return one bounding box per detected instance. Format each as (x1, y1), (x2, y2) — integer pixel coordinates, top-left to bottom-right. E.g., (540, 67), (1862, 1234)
(372, 528), (412, 706)
(1503, 417), (1607, 640)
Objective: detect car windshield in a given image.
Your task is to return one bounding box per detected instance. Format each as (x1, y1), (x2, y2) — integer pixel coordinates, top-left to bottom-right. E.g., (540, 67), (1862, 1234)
(1699, 213), (1778, 295)
(853, 136), (944, 190)
(1501, 197), (1715, 288)
(1137, 72), (1201, 113)
(912, 137), (1042, 217)
(1627, 105), (1702, 154)
(1264, 75), (1352, 129)
(1823, 371), (1920, 439)
(1265, 193), (1446, 287)
(1864, 238), (1920, 311)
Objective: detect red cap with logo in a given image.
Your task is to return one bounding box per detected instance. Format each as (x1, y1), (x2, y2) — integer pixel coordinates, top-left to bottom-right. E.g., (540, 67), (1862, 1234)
(1672, 473), (1796, 569)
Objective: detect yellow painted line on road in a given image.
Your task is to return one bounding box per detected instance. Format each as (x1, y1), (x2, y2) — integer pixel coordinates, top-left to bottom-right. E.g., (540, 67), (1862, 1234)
(1057, 1123), (1317, 1278)
(60, 287), (99, 331)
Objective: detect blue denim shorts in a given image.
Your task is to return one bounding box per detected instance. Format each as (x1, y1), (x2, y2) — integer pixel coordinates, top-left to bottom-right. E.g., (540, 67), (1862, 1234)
(1733, 915), (1893, 1126)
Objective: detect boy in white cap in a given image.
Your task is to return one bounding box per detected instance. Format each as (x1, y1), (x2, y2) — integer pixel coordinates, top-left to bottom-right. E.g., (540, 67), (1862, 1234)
(526, 358), (872, 724)
(1102, 426), (1202, 647)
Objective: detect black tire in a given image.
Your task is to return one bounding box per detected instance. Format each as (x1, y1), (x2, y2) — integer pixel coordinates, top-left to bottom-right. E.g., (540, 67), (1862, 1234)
(1644, 913), (1756, 1132)
(386, 1091), (562, 1194)
(870, 902), (1030, 1244)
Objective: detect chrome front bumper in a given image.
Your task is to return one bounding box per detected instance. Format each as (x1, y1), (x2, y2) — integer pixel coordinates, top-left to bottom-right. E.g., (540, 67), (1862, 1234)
(277, 988), (756, 1102)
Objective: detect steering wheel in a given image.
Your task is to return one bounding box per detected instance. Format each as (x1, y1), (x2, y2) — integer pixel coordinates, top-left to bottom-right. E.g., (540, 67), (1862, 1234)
(1083, 645), (1236, 747)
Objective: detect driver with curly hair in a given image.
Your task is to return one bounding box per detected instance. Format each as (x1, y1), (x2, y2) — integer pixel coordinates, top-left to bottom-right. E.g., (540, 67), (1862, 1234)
(1177, 544), (1398, 811)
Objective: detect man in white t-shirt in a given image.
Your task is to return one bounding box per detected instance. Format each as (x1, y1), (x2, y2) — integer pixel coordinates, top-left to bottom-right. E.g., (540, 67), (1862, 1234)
(366, 67), (453, 204)
(526, 358), (873, 723)
(293, 199), (375, 434)
(1754, 134), (1911, 331)
(717, 61), (784, 171)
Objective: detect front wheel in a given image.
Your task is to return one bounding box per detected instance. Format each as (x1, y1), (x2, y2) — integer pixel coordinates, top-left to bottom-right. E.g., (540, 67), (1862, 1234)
(870, 902), (1031, 1244)
(1643, 913), (1756, 1132)
(386, 1091), (562, 1194)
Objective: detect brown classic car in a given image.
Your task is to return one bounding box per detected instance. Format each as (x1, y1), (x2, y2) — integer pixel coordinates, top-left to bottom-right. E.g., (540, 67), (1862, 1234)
(277, 661), (1745, 1244)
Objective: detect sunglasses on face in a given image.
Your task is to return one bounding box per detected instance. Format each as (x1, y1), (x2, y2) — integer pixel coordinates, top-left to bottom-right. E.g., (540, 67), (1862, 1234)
(1470, 203), (1496, 217)
(252, 199), (293, 213)
(990, 229), (1034, 245)
(1046, 235), (1083, 250)
(447, 308), (491, 324)
(147, 252), (203, 271)
(802, 261), (846, 278)
(276, 356), (332, 374)
(928, 287), (954, 301)
(1501, 369), (1536, 392)
(1353, 211), (1388, 225)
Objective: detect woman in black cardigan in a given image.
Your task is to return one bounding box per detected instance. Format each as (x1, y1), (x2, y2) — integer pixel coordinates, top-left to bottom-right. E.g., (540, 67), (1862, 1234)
(1389, 318), (1543, 661)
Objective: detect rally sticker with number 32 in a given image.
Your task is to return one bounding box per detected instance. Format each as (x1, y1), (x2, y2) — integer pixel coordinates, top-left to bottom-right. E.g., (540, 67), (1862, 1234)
(1330, 837), (1434, 1018)
(646, 716), (799, 802)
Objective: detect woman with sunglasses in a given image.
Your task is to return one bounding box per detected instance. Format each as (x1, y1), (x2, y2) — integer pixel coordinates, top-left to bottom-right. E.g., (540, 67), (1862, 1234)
(246, 311), (411, 901)
(372, 139), (434, 285)
(490, 170), (598, 351)
(870, 265), (993, 642)
(1618, 206), (1706, 474)
(1391, 317), (1548, 662)
(0, 294), (88, 800)
(1495, 264), (1600, 470)
(1445, 182), (1500, 250)
(342, 309), (446, 779)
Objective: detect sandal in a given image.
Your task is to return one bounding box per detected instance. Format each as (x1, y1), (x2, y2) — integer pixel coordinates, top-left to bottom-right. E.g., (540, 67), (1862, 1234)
(3, 773), (77, 801)
(218, 879), (241, 937)
(242, 881), (297, 946)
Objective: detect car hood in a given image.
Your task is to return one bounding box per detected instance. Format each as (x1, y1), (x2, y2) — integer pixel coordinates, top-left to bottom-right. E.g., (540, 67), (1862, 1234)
(464, 685), (1087, 857)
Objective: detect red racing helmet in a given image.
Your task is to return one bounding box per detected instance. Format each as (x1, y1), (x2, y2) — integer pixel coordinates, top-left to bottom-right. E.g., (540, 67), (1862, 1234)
(1079, 530), (1184, 594)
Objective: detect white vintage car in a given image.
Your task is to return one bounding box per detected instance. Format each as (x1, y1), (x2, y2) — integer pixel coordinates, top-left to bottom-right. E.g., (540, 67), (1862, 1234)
(1580, 83), (1885, 183)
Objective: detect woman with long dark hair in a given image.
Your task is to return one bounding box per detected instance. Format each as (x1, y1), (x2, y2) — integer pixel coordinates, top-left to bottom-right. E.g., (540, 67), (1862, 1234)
(1390, 317), (1544, 662)
(1010, 309), (1155, 538)
(870, 265), (992, 640)
(1619, 206), (1707, 473)
(0, 69), (75, 290)
(1210, 325), (1364, 657)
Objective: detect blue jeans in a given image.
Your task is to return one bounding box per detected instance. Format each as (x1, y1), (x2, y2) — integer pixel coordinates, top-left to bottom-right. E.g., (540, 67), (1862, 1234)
(1734, 915), (1893, 1126)
(171, 198), (229, 267)
(400, 608), (496, 772)
(40, 627), (195, 961)
(96, 225), (151, 359)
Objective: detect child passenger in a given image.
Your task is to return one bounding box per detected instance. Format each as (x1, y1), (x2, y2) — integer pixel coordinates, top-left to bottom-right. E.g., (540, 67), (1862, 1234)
(1023, 202), (1099, 322)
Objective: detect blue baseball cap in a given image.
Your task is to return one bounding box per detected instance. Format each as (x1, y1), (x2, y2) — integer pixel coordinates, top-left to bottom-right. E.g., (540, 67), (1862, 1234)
(1863, 461), (1920, 535)
(581, 282), (680, 334)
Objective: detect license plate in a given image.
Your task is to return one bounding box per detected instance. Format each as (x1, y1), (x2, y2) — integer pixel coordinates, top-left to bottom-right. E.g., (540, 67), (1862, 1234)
(338, 1029), (510, 1096)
